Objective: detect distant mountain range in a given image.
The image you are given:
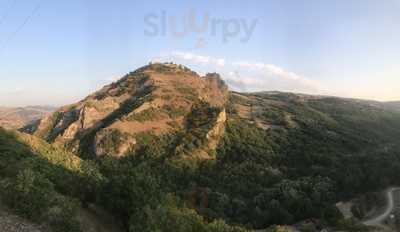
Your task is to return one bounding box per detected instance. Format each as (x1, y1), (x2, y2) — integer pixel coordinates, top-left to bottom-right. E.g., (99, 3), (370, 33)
(0, 106), (56, 130)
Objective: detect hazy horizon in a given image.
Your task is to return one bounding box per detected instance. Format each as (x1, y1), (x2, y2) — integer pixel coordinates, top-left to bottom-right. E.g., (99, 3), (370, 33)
(1, 0), (400, 106)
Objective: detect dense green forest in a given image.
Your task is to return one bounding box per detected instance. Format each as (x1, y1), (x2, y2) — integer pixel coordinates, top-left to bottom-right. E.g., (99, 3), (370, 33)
(2, 92), (400, 231)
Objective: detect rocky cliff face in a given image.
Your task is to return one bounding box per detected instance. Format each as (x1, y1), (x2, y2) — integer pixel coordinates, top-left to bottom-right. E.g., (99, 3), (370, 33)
(30, 63), (229, 159)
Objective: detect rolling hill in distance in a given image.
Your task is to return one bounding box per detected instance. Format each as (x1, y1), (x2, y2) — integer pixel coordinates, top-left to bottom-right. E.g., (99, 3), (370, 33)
(0, 106), (56, 130)
(383, 101), (400, 111)
(2, 63), (400, 231)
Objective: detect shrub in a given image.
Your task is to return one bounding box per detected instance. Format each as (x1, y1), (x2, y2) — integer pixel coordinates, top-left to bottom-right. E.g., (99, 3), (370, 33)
(46, 196), (81, 232)
(5, 169), (54, 219)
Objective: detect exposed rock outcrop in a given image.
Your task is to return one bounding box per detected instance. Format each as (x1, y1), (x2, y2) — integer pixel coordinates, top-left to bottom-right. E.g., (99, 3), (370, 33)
(29, 63), (229, 159)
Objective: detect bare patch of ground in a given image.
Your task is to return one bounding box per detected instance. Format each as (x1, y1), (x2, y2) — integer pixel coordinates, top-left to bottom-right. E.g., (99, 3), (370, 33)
(0, 202), (48, 232)
(77, 205), (123, 232)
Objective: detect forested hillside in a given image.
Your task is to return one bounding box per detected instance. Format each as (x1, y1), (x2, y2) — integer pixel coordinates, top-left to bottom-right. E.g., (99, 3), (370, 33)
(2, 64), (400, 231)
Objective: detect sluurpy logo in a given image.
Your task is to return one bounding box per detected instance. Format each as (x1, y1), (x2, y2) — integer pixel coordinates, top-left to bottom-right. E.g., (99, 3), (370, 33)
(144, 9), (258, 45)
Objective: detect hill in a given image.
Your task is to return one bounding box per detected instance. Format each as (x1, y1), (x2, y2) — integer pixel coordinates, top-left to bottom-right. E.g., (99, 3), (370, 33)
(9, 63), (400, 231)
(30, 63), (228, 160)
(383, 101), (400, 111)
(0, 106), (55, 130)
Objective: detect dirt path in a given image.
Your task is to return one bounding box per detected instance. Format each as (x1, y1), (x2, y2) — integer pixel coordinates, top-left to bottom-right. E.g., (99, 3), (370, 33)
(363, 187), (400, 227)
(77, 204), (124, 232)
(0, 205), (47, 232)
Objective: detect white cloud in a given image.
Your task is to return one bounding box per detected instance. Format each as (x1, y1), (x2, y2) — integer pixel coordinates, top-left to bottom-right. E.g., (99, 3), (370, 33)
(0, 87), (26, 94)
(231, 61), (315, 84)
(216, 58), (226, 67)
(170, 51), (226, 67)
(105, 76), (121, 82)
(153, 50), (326, 95)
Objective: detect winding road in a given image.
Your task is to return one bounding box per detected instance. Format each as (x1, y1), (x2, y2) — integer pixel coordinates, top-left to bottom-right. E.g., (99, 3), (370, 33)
(363, 187), (400, 227)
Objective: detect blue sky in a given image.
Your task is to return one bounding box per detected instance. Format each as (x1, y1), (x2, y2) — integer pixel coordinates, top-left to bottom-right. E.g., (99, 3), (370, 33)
(0, 0), (400, 106)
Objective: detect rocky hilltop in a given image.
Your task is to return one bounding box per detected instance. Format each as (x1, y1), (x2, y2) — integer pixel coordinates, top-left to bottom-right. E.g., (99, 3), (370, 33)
(30, 63), (228, 159)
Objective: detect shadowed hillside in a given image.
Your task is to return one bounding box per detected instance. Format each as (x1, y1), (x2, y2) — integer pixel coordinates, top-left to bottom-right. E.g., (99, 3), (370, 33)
(0, 128), (122, 232)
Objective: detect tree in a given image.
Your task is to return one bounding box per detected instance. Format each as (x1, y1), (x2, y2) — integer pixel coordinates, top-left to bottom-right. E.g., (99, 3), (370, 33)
(7, 169), (54, 219)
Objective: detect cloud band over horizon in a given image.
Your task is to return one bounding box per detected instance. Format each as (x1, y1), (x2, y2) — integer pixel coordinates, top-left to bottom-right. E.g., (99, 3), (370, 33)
(153, 50), (328, 95)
